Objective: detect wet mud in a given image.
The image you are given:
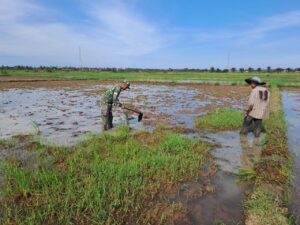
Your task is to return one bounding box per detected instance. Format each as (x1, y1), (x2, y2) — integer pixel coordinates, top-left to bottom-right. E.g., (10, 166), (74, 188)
(0, 79), (248, 146)
(282, 90), (300, 224)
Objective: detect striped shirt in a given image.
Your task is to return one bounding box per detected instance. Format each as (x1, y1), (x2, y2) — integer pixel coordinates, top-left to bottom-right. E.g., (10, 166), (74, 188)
(248, 86), (270, 119)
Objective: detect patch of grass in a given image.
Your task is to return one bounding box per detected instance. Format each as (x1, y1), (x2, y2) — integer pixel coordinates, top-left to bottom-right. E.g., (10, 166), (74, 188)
(0, 138), (18, 150)
(2, 70), (300, 86)
(237, 168), (258, 182)
(0, 127), (211, 224)
(245, 185), (289, 225)
(196, 107), (244, 130)
(0, 70), (9, 76)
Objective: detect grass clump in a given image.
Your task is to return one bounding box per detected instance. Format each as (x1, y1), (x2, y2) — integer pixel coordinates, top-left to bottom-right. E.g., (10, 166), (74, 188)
(0, 127), (211, 225)
(196, 107), (244, 130)
(237, 168), (257, 182)
(245, 185), (289, 225)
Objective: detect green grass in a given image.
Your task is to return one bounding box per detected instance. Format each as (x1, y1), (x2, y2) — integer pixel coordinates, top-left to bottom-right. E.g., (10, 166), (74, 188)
(237, 168), (257, 182)
(0, 126), (211, 225)
(245, 185), (289, 225)
(196, 108), (244, 130)
(1, 70), (300, 86)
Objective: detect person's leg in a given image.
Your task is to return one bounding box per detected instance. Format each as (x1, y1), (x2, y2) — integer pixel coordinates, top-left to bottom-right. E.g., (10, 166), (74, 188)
(101, 103), (109, 130)
(240, 116), (254, 135)
(108, 104), (113, 129)
(253, 119), (262, 137)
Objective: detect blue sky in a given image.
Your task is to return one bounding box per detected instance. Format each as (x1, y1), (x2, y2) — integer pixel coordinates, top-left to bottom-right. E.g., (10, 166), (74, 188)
(1, 0), (300, 68)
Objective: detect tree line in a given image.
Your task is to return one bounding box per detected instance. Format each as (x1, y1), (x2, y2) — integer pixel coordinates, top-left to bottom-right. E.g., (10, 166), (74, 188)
(1, 65), (300, 73)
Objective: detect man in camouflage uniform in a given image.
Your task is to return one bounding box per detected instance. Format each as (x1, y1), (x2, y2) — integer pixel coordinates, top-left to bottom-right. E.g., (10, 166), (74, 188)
(101, 81), (130, 130)
(240, 76), (270, 137)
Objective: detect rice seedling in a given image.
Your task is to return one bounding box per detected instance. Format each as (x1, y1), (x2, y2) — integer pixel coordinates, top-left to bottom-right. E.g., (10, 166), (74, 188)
(0, 127), (211, 224)
(196, 107), (244, 130)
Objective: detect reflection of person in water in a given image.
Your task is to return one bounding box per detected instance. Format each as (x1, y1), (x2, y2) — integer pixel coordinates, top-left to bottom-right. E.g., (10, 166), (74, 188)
(240, 135), (262, 169)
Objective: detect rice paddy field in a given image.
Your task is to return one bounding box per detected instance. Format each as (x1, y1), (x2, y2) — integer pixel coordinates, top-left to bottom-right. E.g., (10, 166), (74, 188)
(1, 74), (300, 225)
(2, 70), (300, 86)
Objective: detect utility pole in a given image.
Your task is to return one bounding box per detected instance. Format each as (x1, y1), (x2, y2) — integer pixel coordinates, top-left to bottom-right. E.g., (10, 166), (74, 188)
(78, 46), (83, 68)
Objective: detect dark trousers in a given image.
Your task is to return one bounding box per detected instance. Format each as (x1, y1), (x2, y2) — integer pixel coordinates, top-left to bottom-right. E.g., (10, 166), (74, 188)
(240, 116), (262, 137)
(101, 104), (113, 130)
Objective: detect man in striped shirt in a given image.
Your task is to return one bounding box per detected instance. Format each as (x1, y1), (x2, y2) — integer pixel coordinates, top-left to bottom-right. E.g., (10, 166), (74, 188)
(240, 76), (270, 137)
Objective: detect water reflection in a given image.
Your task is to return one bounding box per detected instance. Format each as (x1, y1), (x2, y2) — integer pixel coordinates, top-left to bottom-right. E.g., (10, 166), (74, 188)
(282, 90), (300, 223)
(240, 135), (262, 169)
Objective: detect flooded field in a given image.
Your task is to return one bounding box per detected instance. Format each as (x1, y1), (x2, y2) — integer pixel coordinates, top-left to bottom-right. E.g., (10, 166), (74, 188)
(0, 80), (248, 146)
(171, 131), (261, 224)
(4, 79), (288, 224)
(282, 89), (300, 224)
(0, 79), (253, 223)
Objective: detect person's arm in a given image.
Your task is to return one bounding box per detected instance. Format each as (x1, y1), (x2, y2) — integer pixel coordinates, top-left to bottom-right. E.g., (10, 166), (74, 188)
(245, 90), (255, 116)
(112, 86), (122, 106)
(245, 105), (253, 116)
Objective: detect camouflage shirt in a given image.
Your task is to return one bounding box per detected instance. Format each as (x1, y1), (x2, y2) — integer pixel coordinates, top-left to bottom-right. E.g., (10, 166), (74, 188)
(102, 85), (122, 105)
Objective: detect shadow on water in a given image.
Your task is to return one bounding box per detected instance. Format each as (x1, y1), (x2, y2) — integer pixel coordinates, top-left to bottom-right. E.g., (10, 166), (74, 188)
(282, 91), (300, 224)
(170, 132), (263, 225)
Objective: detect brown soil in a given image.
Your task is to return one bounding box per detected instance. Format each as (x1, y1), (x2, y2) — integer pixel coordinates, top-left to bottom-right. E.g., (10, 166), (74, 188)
(255, 158), (288, 184)
(262, 146), (290, 158)
(0, 76), (249, 97)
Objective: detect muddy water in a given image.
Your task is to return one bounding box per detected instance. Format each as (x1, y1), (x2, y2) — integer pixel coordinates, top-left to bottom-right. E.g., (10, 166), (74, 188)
(0, 83), (246, 146)
(282, 90), (300, 224)
(198, 132), (264, 173)
(175, 131), (261, 225)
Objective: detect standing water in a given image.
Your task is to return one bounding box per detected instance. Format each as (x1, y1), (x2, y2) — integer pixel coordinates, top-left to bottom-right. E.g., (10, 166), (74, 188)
(172, 131), (262, 224)
(282, 90), (300, 224)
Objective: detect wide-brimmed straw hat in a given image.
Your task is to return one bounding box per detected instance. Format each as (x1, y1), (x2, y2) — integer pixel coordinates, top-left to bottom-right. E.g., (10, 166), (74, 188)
(245, 76), (266, 85)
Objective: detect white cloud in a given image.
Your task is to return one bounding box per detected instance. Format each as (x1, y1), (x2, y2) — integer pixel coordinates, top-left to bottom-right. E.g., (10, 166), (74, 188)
(0, 0), (41, 22)
(89, 2), (165, 56)
(192, 10), (300, 44)
(0, 0), (168, 66)
(0, 0), (299, 68)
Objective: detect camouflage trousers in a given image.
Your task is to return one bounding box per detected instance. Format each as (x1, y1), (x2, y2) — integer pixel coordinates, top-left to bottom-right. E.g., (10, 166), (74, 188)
(101, 103), (113, 130)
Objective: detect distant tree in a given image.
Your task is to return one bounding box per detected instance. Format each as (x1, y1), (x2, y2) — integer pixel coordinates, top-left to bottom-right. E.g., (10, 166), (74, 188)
(216, 68), (222, 73)
(231, 67), (236, 72)
(267, 66), (272, 72)
(286, 68), (293, 72)
(210, 67), (215, 72)
(248, 67), (254, 72)
(239, 68), (245, 72)
(222, 69), (229, 73)
(275, 68), (284, 72)
(257, 68), (262, 72)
